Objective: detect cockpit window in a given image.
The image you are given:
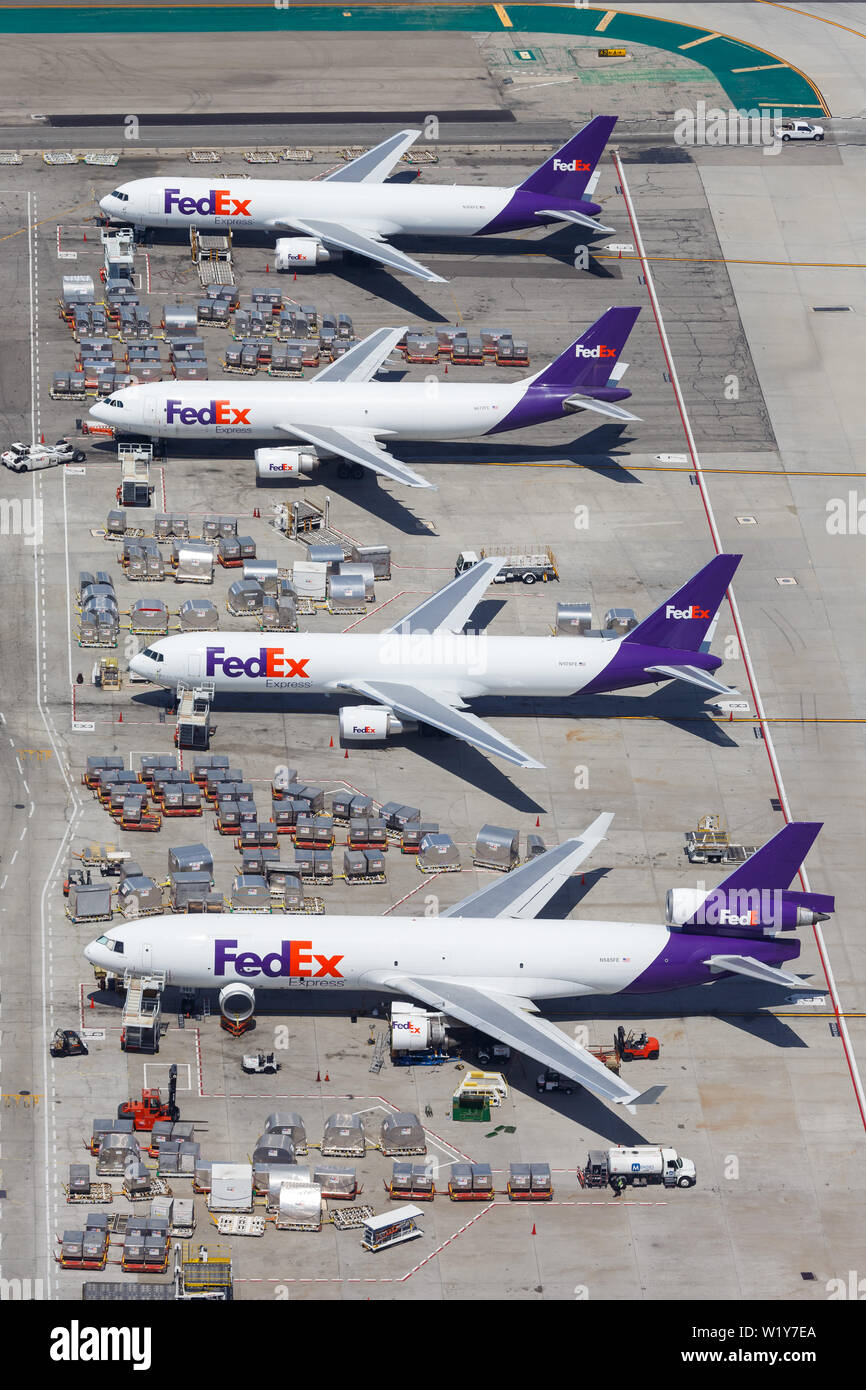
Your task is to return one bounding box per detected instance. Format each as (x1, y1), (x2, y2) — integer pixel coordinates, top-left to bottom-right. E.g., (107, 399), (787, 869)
(99, 938), (124, 953)
(142, 648), (164, 662)
(110, 190), (129, 202)
(106, 397), (124, 408)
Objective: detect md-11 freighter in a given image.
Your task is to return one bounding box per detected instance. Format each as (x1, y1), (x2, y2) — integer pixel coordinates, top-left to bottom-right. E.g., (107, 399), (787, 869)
(99, 117), (619, 284)
(129, 553), (742, 771)
(89, 306), (641, 491)
(84, 817), (831, 1112)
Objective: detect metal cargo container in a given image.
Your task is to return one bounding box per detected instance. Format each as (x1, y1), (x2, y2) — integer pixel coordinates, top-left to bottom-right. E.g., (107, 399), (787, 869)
(263, 1166), (305, 1205)
(509, 1162), (531, 1194)
(67, 883), (112, 922)
(418, 833), (460, 871)
(129, 599), (169, 634)
(603, 607), (639, 637)
(473, 824), (520, 871)
(178, 598), (220, 630)
(208, 1162), (253, 1212)
(118, 875), (163, 917)
(174, 541), (214, 584)
(252, 1133), (296, 1167)
(168, 870), (213, 911)
(123, 1161), (151, 1196)
(337, 562), (375, 600)
(227, 578), (264, 614)
(193, 753), (229, 780)
(292, 561), (328, 600)
(163, 305), (198, 335)
(558, 600), (592, 636)
(217, 536), (241, 566)
(264, 1112), (306, 1149)
(282, 875), (304, 911)
(449, 1163), (473, 1193)
(472, 1163), (494, 1194)
(168, 843), (213, 875)
(69, 1163), (91, 1196)
(276, 1183), (321, 1231)
(139, 753), (175, 780)
(312, 850), (332, 880)
(243, 560), (280, 594)
(230, 874), (270, 911)
(329, 790), (353, 821)
(321, 1113), (365, 1158)
(327, 573), (365, 611)
(526, 833), (546, 859)
(343, 849), (367, 880)
(97, 1132), (140, 1175)
(307, 543), (345, 570)
(313, 1164), (356, 1197)
(380, 1112), (426, 1156)
(530, 1162), (552, 1192)
(296, 785), (325, 814)
(364, 848), (386, 877)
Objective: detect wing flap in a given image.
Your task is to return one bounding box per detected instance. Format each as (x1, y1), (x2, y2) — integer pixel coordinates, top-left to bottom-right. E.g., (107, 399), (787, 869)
(442, 813), (613, 919)
(322, 129), (421, 184)
(342, 678), (544, 770)
(275, 421), (434, 490)
(311, 326), (407, 385)
(388, 976), (661, 1107)
(647, 664), (739, 697)
(385, 556), (504, 636)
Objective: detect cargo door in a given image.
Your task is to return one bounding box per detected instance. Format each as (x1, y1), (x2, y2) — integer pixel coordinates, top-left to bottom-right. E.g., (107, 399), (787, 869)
(187, 651), (204, 680)
(147, 192), (164, 221)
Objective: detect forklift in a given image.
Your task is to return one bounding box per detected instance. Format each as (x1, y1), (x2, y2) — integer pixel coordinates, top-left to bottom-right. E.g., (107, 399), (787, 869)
(50, 1029), (89, 1058)
(62, 867), (92, 897)
(615, 1025), (660, 1062)
(116, 1061), (180, 1130)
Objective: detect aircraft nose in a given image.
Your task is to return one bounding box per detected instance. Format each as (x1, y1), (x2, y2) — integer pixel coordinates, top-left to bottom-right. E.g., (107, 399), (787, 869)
(128, 652), (148, 677)
(89, 401), (111, 425)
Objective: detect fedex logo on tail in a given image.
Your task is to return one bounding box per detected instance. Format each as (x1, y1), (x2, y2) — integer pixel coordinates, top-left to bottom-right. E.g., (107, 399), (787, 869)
(206, 647), (310, 679)
(164, 188), (252, 217)
(552, 158), (591, 172)
(576, 343), (616, 359)
(666, 604), (710, 620)
(166, 399), (251, 426)
(215, 939), (343, 979)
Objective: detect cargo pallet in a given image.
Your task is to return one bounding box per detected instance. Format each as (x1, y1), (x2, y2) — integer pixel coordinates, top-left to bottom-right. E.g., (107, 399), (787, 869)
(66, 908), (113, 925)
(297, 873), (333, 887)
(64, 1183), (114, 1204)
(274, 1218), (322, 1232)
(320, 1147), (366, 1161)
(127, 1178), (172, 1199)
(216, 1215), (266, 1237)
(330, 1204), (373, 1230)
(416, 861), (461, 874)
(284, 897), (325, 914)
(344, 873), (387, 886)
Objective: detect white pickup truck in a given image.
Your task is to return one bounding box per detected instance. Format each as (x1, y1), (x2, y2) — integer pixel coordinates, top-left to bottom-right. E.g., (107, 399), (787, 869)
(773, 120), (824, 142)
(2, 439), (86, 472)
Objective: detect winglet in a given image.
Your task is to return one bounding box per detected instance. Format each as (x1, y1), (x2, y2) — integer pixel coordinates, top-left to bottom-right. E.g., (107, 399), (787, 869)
(622, 1084), (666, 1108)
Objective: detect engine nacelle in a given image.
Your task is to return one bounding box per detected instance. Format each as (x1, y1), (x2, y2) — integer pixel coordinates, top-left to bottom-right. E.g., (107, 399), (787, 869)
(218, 982), (256, 1024)
(338, 704), (417, 742)
(274, 237), (340, 270)
(390, 1001), (447, 1054)
(666, 887), (833, 934)
(254, 446), (318, 481)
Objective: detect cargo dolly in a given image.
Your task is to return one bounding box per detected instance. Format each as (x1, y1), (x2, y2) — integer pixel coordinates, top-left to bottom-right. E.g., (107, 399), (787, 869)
(330, 1204), (374, 1231)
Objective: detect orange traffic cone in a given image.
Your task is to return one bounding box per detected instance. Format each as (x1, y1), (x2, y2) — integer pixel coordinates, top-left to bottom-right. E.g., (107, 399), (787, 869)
(40, 432), (44, 444)
(118, 711), (123, 723)
(329, 736), (333, 748)
(83, 231), (87, 242)
(265, 263), (269, 273)
(531, 1223), (536, 1236)
(535, 815), (540, 827)
(324, 1072), (330, 1082)
(315, 1070), (321, 1082)
(89, 996), (95, 1009)
(343, 748), (349, 759)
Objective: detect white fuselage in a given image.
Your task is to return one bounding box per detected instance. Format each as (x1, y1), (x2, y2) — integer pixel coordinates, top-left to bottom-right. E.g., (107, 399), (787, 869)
(85, 912), (671, 998)
(102, 176), (515, 239)
(90, 377), (530, 442)
(131, 631), (620, 699)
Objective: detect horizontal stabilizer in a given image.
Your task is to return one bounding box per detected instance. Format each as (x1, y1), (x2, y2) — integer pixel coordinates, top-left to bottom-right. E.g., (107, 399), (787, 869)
(536, 208), (615, 235)
(704, 954), (808, 990)
(647, 663), (739, 698)
(564, 393), (641, 423)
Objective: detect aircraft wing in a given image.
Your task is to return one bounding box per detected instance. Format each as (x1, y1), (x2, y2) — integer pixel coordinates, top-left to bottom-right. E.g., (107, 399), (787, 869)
(385, 975), (663, 1108)
(385, 556), (504, 635)
(338, 677), (544, 770)
(311, 326), (407, 385)
(441, 813), (613, 919)
(646, 664), (739, 698)
(704, 954), (808, 990)
(535, 208), (615, 236)
(564, 393), (641, 423)
(283, 215), (447, 284)
(322, 129), (421, 183)
(275, 421), (434, 490)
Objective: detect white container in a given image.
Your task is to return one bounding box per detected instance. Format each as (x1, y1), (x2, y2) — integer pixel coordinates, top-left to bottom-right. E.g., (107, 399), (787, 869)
(208, 1161), (253, 1212)
(292, 561), (328, 600)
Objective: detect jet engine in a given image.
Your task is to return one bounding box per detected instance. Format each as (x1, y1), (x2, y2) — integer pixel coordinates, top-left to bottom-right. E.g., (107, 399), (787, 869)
(254, 446), (318, 481)
(666, 887), (832, 934)
(218, 982), (256, 1025)
(274, 237), (341, 270)
(338, 705), (417, 742)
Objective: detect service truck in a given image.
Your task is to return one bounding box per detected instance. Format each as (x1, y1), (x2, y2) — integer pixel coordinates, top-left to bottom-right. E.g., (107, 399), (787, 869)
(455, 545), (558, 586)
(579, 1145), (696, 1189)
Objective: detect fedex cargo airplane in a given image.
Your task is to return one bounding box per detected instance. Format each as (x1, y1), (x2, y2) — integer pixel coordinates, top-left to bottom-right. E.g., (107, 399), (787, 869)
(99, 118), (619, 283)
(129, 553), (743, 770)
(89, 306), (641, 491)
(84, 817), (831, 1110)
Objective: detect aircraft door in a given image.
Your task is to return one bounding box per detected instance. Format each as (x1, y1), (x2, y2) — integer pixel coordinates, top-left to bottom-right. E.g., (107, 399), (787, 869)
(187, 651), (205, 680)
(141, 942), (152, 970)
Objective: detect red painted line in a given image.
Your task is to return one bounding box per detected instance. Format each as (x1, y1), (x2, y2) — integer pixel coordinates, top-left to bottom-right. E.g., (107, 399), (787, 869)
(340, 588), (420, 633)
(613, 151), (866, 1134)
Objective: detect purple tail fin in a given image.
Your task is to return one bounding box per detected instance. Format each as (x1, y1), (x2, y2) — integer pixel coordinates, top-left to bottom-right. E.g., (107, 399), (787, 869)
(518, 116), (617, 201)
(623, 554), (741, 653)
(715, 822), (822, 892)
(531, 306), (640, 394)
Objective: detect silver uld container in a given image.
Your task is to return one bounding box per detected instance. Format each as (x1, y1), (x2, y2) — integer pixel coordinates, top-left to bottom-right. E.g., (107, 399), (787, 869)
(174, 541), (214, 583)
(449, 1163), (473, 1192)
(243, 560), (280, 594)
(603, 607), (639, 637)
(509, 1162), (532, 1192)
(474, 823), (519, 868)
(276, 1183), (321, 1229)
(264, 1112), (306, 1148)
(380, 1112), (426, 1154)
(530, 1162), (552, 1190)
(337, 562), (374, 600)
(343, 849), (367, 879)
(327, 573), (365, 609)
(168, 843), (213, 875)
(252, 1133), (296, 1166)
(472, 1162), (494, 1192)
(227, 578), (264, 613)
(178, 598), (220, 630)
(313, 1164), (356, 1196)
(321, 1112), (365, 1157)
(307, 543), (345, 570)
